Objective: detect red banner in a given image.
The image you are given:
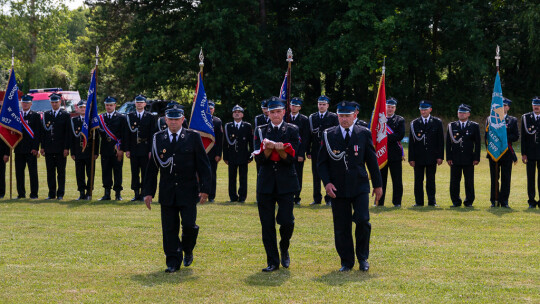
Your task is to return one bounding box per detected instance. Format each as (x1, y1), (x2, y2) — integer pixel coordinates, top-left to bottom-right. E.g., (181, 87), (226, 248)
(369, 73), (388, 169)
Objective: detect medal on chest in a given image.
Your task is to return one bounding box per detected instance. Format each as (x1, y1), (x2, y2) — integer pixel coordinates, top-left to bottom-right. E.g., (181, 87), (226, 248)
(354, 145), (358, 156)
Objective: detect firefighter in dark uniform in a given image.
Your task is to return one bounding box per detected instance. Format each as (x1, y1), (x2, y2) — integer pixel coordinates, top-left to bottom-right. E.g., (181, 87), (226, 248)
(521, 96), (540, 209)
(317, 101), (382, 272)
(98, 96), (125, 201)
(306, 95), (339, 205)
(207, 100), (223, 202)
(408, 100), (444, 207)
(446, 104), (480, 207)
(351, 102), (369, 128)
(0, 97), (9, 198)
(288, 97), (309, 205)
(124, 94), (157, 201)
(143, 104), (211, 273)
(223, 105), (253, 203)
(15, 94), (41, 199)
(380, 97), (405, 207)
(70, 101), (100, 200)
(253, 97), (300, 272)
(40, 93), (71, 200)
(486, 97), (519, 208)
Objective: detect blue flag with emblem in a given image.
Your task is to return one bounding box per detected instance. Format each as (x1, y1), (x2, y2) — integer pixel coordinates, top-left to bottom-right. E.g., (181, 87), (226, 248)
(188, 72), (215, 153)
(81, 68), (100, 151)
(0, 67), (23, 149)
(486, 71), (508, 161)
(279, 72), (288, 100)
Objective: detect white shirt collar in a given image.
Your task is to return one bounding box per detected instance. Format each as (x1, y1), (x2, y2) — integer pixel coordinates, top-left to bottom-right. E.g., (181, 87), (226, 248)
(535, 113), (540, 119)
(339, 125), (352, 138)
(387, 114), (395, 119)
(422, 115), (431, 122)
(319, 111), (327, 117)
(168, 128), (182, 140)
(291, 113), (298, 119)
(234, 120), (242, 127)
(271, 121), (284, 129)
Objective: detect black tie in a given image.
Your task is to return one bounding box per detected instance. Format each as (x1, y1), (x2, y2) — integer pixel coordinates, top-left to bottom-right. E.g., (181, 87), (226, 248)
(344, 128), (350, 145)
(171, 133), (177, 145)
(23, 112), (27, 120)
(273, 126), (279, 134)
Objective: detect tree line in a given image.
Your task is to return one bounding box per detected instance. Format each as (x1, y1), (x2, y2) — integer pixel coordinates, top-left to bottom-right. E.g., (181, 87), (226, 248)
(1, 0), (539, 121)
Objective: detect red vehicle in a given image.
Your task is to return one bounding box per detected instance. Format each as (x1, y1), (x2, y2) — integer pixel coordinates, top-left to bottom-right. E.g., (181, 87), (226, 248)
(28, 88), (81, 117)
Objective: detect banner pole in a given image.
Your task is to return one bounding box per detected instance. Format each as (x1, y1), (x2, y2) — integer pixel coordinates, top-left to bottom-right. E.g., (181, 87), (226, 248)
(9, 148), (12, 199)
(494, 45), (501, 206)
(286, 48), (293, 122)
(88, 46), (99, 200)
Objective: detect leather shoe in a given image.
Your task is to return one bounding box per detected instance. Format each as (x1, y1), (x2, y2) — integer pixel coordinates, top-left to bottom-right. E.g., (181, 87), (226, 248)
(208, 199), (215, 202)
(165, 266), (179, 273)
(428, 203), (438, 207)
(45, 196), (55, 200)
(16, 196), (25, 199)
(339, 266), (351, 272)
(490, 202), (497, 208)
(238, 200), (245, 203)
(99, 195), (111, 201)
(413, 204), (423, 207)
(115, 194), (122, 201)
(183, 253), (193, 267)
(501, 204), (510, 208)
(359, 260), (370, 272)
(528, 205), (536, 209)
(450, 204), (461, 208)
(281, 251), (290, 268)
(262, 265), (279, 272)
(57, 196), (63, 200)
(310, 201), (321, 205)
(30, 196), (38, 199)
(394, 204), (401, 208)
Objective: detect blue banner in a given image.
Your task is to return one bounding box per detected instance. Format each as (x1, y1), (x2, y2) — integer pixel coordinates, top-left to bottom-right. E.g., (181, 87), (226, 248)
(81, 68), (100, 151)
(188, 72), (215, 152)
(0, 68), (23, 149)
(279, 72), (288, 100)
(487, 71), (508, 161)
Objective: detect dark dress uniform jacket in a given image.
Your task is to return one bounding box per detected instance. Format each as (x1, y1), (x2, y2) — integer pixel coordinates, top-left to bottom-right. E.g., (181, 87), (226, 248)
(289, 113), (309, 158)
(446, 121), (481, 165)
(124, 111), (157, 156)
(41, 109), (71, 153)
(99, 111), (126, 156)
(143, 128), (212, 206)
(521, 112), (540, 160)
(307, 111), (339, 157)
(318, 126), (382, 197)
(223, 121), (253, 165)
(15, 110), (41, 154)
(485, 115), (519, 162)
(254, 114), (270, 130)
(208, 116), (223, 159)
(253, 122), (301, 195)
(386, 115), (405, 162)
(70, 116), (100, 159)
(408, 116), (445, 165)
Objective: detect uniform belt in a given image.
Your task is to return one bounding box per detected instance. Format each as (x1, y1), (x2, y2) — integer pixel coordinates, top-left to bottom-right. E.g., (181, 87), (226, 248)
(137, 138), (148, 144)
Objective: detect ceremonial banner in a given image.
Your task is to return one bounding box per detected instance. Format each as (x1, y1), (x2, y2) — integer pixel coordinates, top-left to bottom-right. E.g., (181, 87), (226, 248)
(0, 68), (23, 149)
(189, 72), (215, 152)
(81, 68), (100, 151)
(370, 71), (388, 169)
(486, 71), (508, 161)
(279, 72), (288, 100)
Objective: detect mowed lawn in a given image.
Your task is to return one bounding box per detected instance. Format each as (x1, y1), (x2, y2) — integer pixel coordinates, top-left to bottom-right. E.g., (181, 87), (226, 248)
(0, 150), (539, 303)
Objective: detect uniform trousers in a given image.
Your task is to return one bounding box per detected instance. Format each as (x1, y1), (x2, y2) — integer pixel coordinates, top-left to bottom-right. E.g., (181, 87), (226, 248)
(257, 191), (295, 267)
(525, 159), (540, 207)
(45, 153), (67, 198)
(101, 155), (123, 191)
(15, 153), (38, 198)
(311, 153), (331, 203)
(75, 158), (92, 192)
(380, 160), (403, 206)
(413, 164), (437, 205)
(130, 155), (148, 192)
(228, 163), (247, 201)
(0, 159), (5, 197)
(208, 158), (218, 200)
(450, 164), (475, 206)
(293, 160), (304, 203)
(160, 202), (199, 269)
(331, 193), (371, 268)
(489, 158), (512, 205)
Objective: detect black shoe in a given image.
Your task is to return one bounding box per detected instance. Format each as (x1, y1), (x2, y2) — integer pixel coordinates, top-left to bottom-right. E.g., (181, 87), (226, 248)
(413, 204), (423, 207)
(229, 199), (238, 203)
(464, 204), (473, 208)
(326, 202), (332, 206)
(490, 202), (497, 208)
(77, 192), (86, 200)
(45, 196), (55, 200)
(339, 266), (352, 272)
(138, 195), (144, 201)
(100, 189), (111, 201)
(394, 204), (401, 208)
(310, 201), (321, 205)
(262, 265), (279, 272)
(208, 199), (215, 202)
(30, 196), (38, 199)
(281, 251), (290, 268)
(131, 190), (140, 201)
(501, 204), (510, 208)
(115, 192), (122, 201)
(428, 203), (438, 207)
(238, 200), (245, 203)
(165, 266), (179, 273)
(359, 260), (370, 272)
(57, 196), (63, 200)
(294, 201), (301, 205)
(528, 204), (536, 209)
(450, 204), (461, 208)
(16, 196), (25, 199)
(183, 253), (193, 267)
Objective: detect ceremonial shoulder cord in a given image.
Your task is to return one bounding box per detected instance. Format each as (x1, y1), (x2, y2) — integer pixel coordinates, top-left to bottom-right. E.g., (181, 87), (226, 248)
(522, 114), (537, 135)
(223, 123), (238, 146)
(308, 114), (319, 133)
(152, 133), (174, 173)
(41, 112), (53, 132)
(447, 123), (463, 146)
(125, 114), (138, 133)
(71, 118), (81, 137)
(410, 120), (426, 144)
(323, 130), (348, 170)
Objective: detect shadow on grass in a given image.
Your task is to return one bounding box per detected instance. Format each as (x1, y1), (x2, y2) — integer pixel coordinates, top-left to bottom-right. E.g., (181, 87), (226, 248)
(313, 270), (376, 286)
(131, 268), (198, 286)
(2, 198), (143, 208)
(244, 269), (291, 286)
(370, 206), (402, 214)
(406, 205), (445, 212)
(486, 206), (518, 217)
(523, 207), (540, 214)
(448, 206), (481, 212)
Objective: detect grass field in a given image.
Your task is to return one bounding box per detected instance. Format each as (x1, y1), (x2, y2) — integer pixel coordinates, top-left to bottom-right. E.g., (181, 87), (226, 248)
(0, 152), (539, 303)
